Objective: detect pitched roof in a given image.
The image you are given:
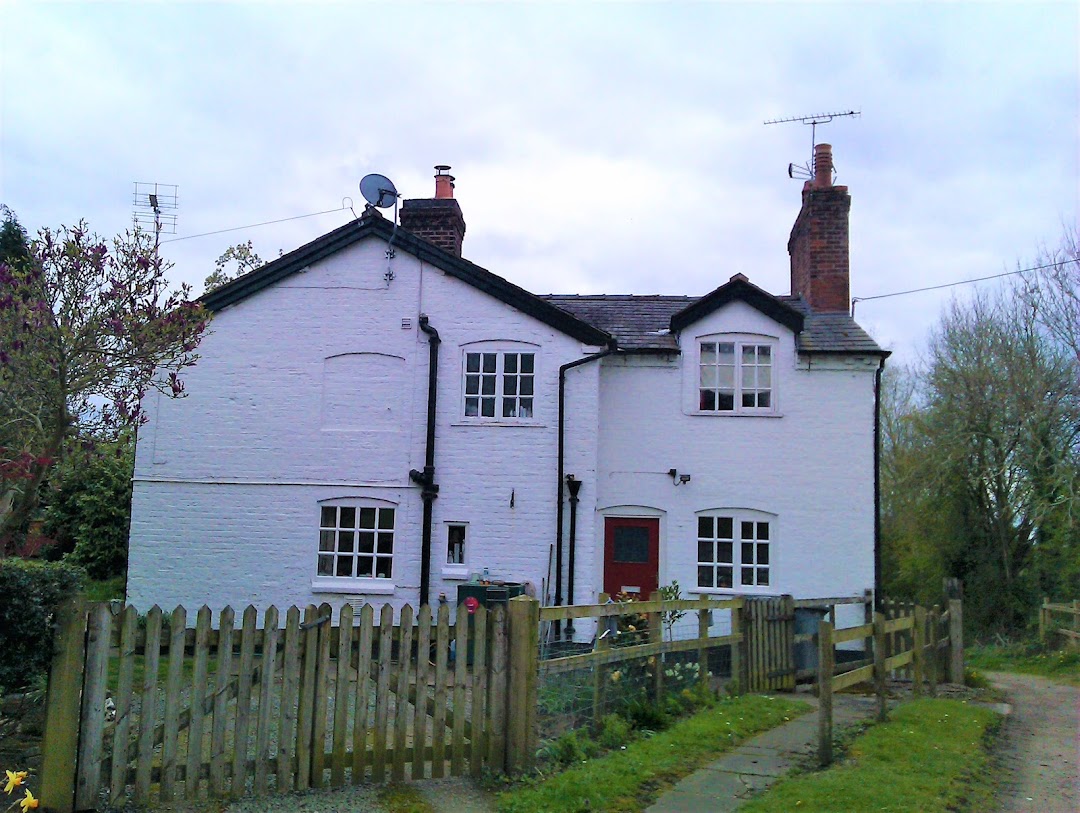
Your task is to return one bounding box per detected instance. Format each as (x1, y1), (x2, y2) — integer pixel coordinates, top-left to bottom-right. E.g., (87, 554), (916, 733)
(199, 213), (611, 346)
(541, 293), (887, 356)
(670, 274), (805, 334)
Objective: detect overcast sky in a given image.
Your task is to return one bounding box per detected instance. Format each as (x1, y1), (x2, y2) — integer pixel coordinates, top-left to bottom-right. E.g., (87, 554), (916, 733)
(2, 1), (1076, 364)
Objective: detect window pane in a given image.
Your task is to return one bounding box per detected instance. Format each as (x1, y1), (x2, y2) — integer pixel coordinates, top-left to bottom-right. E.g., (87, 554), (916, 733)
(321, 506), (336, 527)
(758, 568), (769, 586)
(741, 521), (754, 540)
(465, 397), (478, 417)
(757, 522), (769, 540)
(718, 343), (735, 362)
(742, 345), (756, 362)
(742, 392), (755, 408)
(758, 346), (771, 359)
(504, 354), (517, 373)
(504, 377), (517, 395)
(718, 392), (734, 411)
(466, 353), (480, 373)
(318, 555), (334, 575)
(718, 566), (733, 588)
(758, 366), (771, 387)
(717, 517), (733, 538)
(521, 354), (534, 373)
(375, 558), (392, 578)
(319, 530), (335, 552)
(718, 366), (734, 388)
(698, 566), (714, 588)
(520, 377), (533, 396)
(481, 397), (495, 417)
(481, 376), (496, 395)
(719, 541), (733, 563)
(339, 507), (356, 528)
(357, 557), (374, 577)
(698, 516), (714, 538)
(377, 532), (394, 554)
(336, 557), (353, 577)
(742, 541), (753, 563)
(482, 353), (497, 373)
(741, 567), (754, 586)
(339, 531), (355, 553)
(465, 376), (479, 395)
(698, 540), (713, 563)
(612, 527), (650, 563)
(700, 366), (718, 388)
(758, 543), (769, 565)
(359, 508), (376, 529)
(700, 390), (716, 411)
(359, 532), (375, 553)
(379, 508), (395, 529)
(502, 400), (516, 418)
(700, 343), (716, 364)
(758, 392), (771, 408)
(447, 525), (466, 564)
(519, 398), (533, 418)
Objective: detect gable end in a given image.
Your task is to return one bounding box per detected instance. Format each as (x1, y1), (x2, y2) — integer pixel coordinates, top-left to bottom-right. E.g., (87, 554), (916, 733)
(670, 275), (804, 334)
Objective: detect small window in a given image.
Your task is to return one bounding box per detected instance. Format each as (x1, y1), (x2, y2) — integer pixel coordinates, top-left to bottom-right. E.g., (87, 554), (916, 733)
(699, 341), (773, 413)
(464, 351), (535, 420)
(447, 524), (466, 565)
(318, 504), (395, 580)
(697, 513), (771, 590)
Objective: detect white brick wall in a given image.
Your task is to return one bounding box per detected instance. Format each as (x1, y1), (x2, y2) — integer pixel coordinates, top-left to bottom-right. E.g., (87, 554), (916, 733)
(129, 239), (878, 618)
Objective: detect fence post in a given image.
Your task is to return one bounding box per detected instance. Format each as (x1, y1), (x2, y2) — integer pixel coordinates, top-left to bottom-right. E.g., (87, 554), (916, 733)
(817, 619), (833, 767)
(698, 595), (711, 693)
(649, 591), (663, 704)
(948, 598), (964, 684)
(1038, 596), (1048, 643)
(927, 605), (939, 697)
(40, 593), (88, 813)
(506, 595), (539, 774)
(730, 599), (745, 695)
(873, 613), (887, 722)
(592, 626), (610, 729)
(912, 606), (926, 697)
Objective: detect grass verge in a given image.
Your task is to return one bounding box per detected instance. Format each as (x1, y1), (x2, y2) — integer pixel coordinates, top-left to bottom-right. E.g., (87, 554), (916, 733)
(495, 694), (809, 813)
(739, 698), (1001, 813)
(378, 783), (436, 813)
(85, 575), (126, 602)
(966, 642), (1080, 685)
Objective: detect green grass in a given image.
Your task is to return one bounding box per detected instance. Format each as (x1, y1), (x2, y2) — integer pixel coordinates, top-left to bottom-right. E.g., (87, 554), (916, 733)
(740, 699), (1001, 813)
(496, 694), (809, 813)
(966, 642), (1080, 685)
(84, 576), (125, 601)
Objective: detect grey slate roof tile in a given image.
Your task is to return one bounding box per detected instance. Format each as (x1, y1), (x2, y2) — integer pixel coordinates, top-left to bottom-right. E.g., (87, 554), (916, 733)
(540, 293), (886, 355)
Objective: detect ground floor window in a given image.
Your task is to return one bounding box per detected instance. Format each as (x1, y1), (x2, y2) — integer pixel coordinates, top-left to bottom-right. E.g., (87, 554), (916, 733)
(697, 512), (771, 589)
(318, 504), (395, 579)
(447, 523), (466, 565)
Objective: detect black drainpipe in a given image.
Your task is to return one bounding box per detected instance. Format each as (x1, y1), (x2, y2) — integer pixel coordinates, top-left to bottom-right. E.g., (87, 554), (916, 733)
(873, 356), (885, 612)
(556, 347), (615, 618)
(410, 316), (440, 606)
(565, 474), (583, 637)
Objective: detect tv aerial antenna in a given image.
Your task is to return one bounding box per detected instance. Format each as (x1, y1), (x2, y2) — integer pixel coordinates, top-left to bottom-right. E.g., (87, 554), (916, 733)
(132, 182), (178, 253)
(764, 110), (860, 180)
(359, 173), (400, 284)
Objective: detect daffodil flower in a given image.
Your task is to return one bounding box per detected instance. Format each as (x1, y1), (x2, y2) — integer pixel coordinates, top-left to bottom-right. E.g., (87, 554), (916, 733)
(4, 771), (28, 794)
(20, 789), (39, 811)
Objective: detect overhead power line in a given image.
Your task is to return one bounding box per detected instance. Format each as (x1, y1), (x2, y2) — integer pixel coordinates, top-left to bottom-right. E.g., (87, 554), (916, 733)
(851, 258), (1079, 313)
(160, 205), (348, 244)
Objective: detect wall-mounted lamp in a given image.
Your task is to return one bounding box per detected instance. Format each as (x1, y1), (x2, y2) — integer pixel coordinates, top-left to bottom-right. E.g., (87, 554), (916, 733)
(667, 468), (691, 486)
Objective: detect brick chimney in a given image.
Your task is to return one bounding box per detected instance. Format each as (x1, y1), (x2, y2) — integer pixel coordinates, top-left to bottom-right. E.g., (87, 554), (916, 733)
(787, 143), (851, 312)
(400, 165), (467, 257)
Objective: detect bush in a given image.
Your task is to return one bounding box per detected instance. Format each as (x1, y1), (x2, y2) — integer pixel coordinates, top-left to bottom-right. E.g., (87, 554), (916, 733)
(0, 558), (84, 690)
(596, 713), (632, 749)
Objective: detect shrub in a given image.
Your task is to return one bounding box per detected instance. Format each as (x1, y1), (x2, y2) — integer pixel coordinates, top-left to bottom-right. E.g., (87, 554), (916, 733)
(540, 729), (600, 767)
(624, 697), (671, 732)
(0, 558), (84, 690)
(596, 713), (632, 749)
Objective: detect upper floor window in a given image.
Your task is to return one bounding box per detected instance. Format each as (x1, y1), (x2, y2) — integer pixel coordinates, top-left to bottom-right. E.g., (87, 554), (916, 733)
(464, 351), (535, 419)
(318, 504), (395, 579)
(697, 512), (771, 590)
(699, 341), (772, 412)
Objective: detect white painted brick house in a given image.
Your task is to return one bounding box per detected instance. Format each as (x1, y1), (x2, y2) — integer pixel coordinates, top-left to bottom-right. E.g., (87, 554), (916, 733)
(127, 145), (888, 623)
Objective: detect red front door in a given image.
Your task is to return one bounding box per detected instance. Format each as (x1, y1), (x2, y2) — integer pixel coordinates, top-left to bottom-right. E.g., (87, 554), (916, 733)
(603, 517), (660, 599)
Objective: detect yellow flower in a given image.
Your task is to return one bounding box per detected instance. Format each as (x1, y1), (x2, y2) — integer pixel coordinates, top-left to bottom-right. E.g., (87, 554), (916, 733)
(610, 670), (622, 683)
(4, 771), (28, 794)
(20, 789), (39, 811)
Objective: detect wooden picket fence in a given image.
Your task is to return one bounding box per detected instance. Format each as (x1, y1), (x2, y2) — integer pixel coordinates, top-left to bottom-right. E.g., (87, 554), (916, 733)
(815, 597), (964, 766)
(39, 596), (534, 812)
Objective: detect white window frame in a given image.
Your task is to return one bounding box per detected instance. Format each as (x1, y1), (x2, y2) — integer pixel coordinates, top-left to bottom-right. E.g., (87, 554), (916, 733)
(460, 344), (539, 423)
(696, 336), (776, 415)
(695, 510), (774, 593)
(312, 499), (398, 595)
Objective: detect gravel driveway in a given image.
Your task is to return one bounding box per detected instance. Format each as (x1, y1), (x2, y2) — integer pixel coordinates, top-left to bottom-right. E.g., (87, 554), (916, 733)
(988, 672), (1079, 812)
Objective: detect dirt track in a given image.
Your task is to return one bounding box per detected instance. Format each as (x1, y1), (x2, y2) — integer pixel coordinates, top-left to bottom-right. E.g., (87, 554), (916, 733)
(988, 672), (1079, 812)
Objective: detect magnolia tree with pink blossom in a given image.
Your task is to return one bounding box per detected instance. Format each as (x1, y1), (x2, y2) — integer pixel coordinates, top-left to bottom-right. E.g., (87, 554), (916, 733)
(0, 210), (208, 547)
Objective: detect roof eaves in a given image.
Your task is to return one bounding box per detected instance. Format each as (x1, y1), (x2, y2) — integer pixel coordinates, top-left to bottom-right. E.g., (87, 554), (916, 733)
(670, 276), (804, 334)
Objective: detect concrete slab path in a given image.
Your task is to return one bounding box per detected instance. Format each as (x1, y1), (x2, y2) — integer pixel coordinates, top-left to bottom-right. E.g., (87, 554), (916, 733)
(646, 693), (880, 813)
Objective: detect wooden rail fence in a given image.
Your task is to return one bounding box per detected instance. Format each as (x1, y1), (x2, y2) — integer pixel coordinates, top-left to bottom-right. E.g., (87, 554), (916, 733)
(1039, 598), (1080, 648)
(815, 597), (963, 766)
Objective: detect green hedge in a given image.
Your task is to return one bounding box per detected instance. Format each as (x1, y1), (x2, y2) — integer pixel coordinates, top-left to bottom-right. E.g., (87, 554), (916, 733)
(0, 558), (85, 691)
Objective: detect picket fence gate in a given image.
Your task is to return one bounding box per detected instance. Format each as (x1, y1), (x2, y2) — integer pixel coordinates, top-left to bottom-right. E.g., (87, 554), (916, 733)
(39, 597), (528, 812)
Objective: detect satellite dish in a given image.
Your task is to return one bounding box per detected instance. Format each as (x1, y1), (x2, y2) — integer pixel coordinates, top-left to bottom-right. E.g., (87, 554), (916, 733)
(360, 173), (399, 208)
